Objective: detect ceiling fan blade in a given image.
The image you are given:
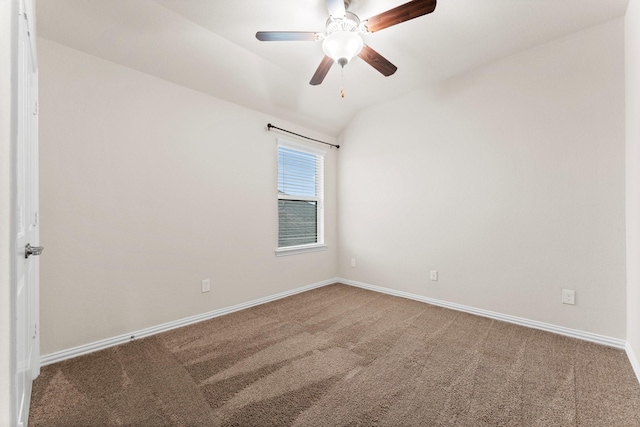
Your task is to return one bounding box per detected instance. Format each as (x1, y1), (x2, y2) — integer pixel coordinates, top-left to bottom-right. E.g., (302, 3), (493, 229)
(326, 0), (346, 18)
(310, 56), (334, 85)
(358, 45), (397, 77)
(256, 31), (321, 42)
(365, 0), (436, 33)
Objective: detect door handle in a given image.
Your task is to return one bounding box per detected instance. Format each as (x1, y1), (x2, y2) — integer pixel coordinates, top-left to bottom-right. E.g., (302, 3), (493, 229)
(25, 243), (44, 259)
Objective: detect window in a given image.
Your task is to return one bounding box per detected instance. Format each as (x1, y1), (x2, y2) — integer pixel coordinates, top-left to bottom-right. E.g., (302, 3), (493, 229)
(276, 139), (327, 256)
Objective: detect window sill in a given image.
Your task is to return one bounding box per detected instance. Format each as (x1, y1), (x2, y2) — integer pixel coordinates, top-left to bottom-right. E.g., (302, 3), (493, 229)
(275, 244), (328, 257)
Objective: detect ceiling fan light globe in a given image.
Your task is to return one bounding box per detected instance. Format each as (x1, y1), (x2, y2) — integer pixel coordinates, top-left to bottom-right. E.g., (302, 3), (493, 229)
(322, 31), (363, 67)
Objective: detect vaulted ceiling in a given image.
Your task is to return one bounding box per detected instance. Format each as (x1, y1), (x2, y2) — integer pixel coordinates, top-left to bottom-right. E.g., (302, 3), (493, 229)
(36, 0), (628, 135)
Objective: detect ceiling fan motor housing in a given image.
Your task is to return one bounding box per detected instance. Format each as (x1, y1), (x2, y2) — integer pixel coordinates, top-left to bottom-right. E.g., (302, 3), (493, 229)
(325, 11), (361, 34)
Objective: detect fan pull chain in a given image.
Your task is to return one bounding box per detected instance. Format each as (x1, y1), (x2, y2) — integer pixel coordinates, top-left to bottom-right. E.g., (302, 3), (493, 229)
(340, 67), (345, 98)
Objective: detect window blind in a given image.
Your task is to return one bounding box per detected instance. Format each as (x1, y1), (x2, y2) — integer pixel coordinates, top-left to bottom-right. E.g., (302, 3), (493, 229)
(277, 145), (324, 248)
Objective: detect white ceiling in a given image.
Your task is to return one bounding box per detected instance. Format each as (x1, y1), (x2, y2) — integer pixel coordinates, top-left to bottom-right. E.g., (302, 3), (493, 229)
(36, 0), (628, 136)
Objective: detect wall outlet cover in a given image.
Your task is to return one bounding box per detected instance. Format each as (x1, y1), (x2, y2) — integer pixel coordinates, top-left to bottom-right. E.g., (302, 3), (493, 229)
(562, 289), (575, 305)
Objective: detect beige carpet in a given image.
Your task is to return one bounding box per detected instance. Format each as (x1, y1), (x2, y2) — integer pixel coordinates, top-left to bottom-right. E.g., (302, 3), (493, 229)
(29, 283), (640, 426)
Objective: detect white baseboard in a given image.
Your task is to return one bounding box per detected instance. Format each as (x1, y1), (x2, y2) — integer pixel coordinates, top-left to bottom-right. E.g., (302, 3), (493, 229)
(626, 342), (640, 384)
(40, 278), (339, 366)
(338, 278), (627, 350)
(41, 277), (631, 370)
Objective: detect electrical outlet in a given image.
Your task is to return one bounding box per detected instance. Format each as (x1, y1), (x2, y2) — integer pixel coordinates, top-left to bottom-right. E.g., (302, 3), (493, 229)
(430, 270), (438, 281)
(351, 258), (356, 268)
(202, 279), (211, 293)
(562, 289), (575, 305)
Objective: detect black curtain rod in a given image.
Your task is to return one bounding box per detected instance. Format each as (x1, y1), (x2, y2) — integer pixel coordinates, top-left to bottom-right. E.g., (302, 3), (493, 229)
(267, 123), (339, 149)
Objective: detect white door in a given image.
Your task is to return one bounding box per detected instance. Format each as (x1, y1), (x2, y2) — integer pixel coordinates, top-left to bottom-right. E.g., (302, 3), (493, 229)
(15, 0), (40, 425)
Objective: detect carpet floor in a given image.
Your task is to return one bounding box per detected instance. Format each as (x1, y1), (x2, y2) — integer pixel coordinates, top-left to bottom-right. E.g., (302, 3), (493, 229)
(29, 283), (640, 426)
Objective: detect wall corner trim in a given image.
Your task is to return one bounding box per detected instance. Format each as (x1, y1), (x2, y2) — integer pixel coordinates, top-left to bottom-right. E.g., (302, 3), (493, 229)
(337, 278), (627, 350)
(626, 342), (640, 384)
(40, 277), (339, 366)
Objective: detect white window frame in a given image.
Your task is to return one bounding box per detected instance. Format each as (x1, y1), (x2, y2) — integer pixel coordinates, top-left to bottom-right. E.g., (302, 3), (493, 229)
(275, 138), (327, 256)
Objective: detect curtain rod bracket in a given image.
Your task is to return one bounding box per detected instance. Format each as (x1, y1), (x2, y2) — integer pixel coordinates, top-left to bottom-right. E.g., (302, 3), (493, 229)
(266, 123), (339, 149)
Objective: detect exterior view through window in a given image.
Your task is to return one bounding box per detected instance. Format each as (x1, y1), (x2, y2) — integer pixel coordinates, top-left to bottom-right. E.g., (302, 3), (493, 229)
(277, 142), (324, 249)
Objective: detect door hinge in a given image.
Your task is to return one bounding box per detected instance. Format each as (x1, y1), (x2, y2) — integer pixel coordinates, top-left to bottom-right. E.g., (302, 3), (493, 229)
(32, 322), (37, 339)
(33, 101), (38, 116)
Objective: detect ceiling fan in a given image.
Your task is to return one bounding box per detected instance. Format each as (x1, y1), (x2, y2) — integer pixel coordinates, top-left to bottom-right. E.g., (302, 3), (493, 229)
(256, 0), (437, 86)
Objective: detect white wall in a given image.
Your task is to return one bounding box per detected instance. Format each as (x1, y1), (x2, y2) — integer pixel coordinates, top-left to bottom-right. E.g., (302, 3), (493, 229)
(338, 19), (626, 339)
(626, 0), (640, 368)
(0, 2), (15, 424)
(38, 39), (337, 355)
